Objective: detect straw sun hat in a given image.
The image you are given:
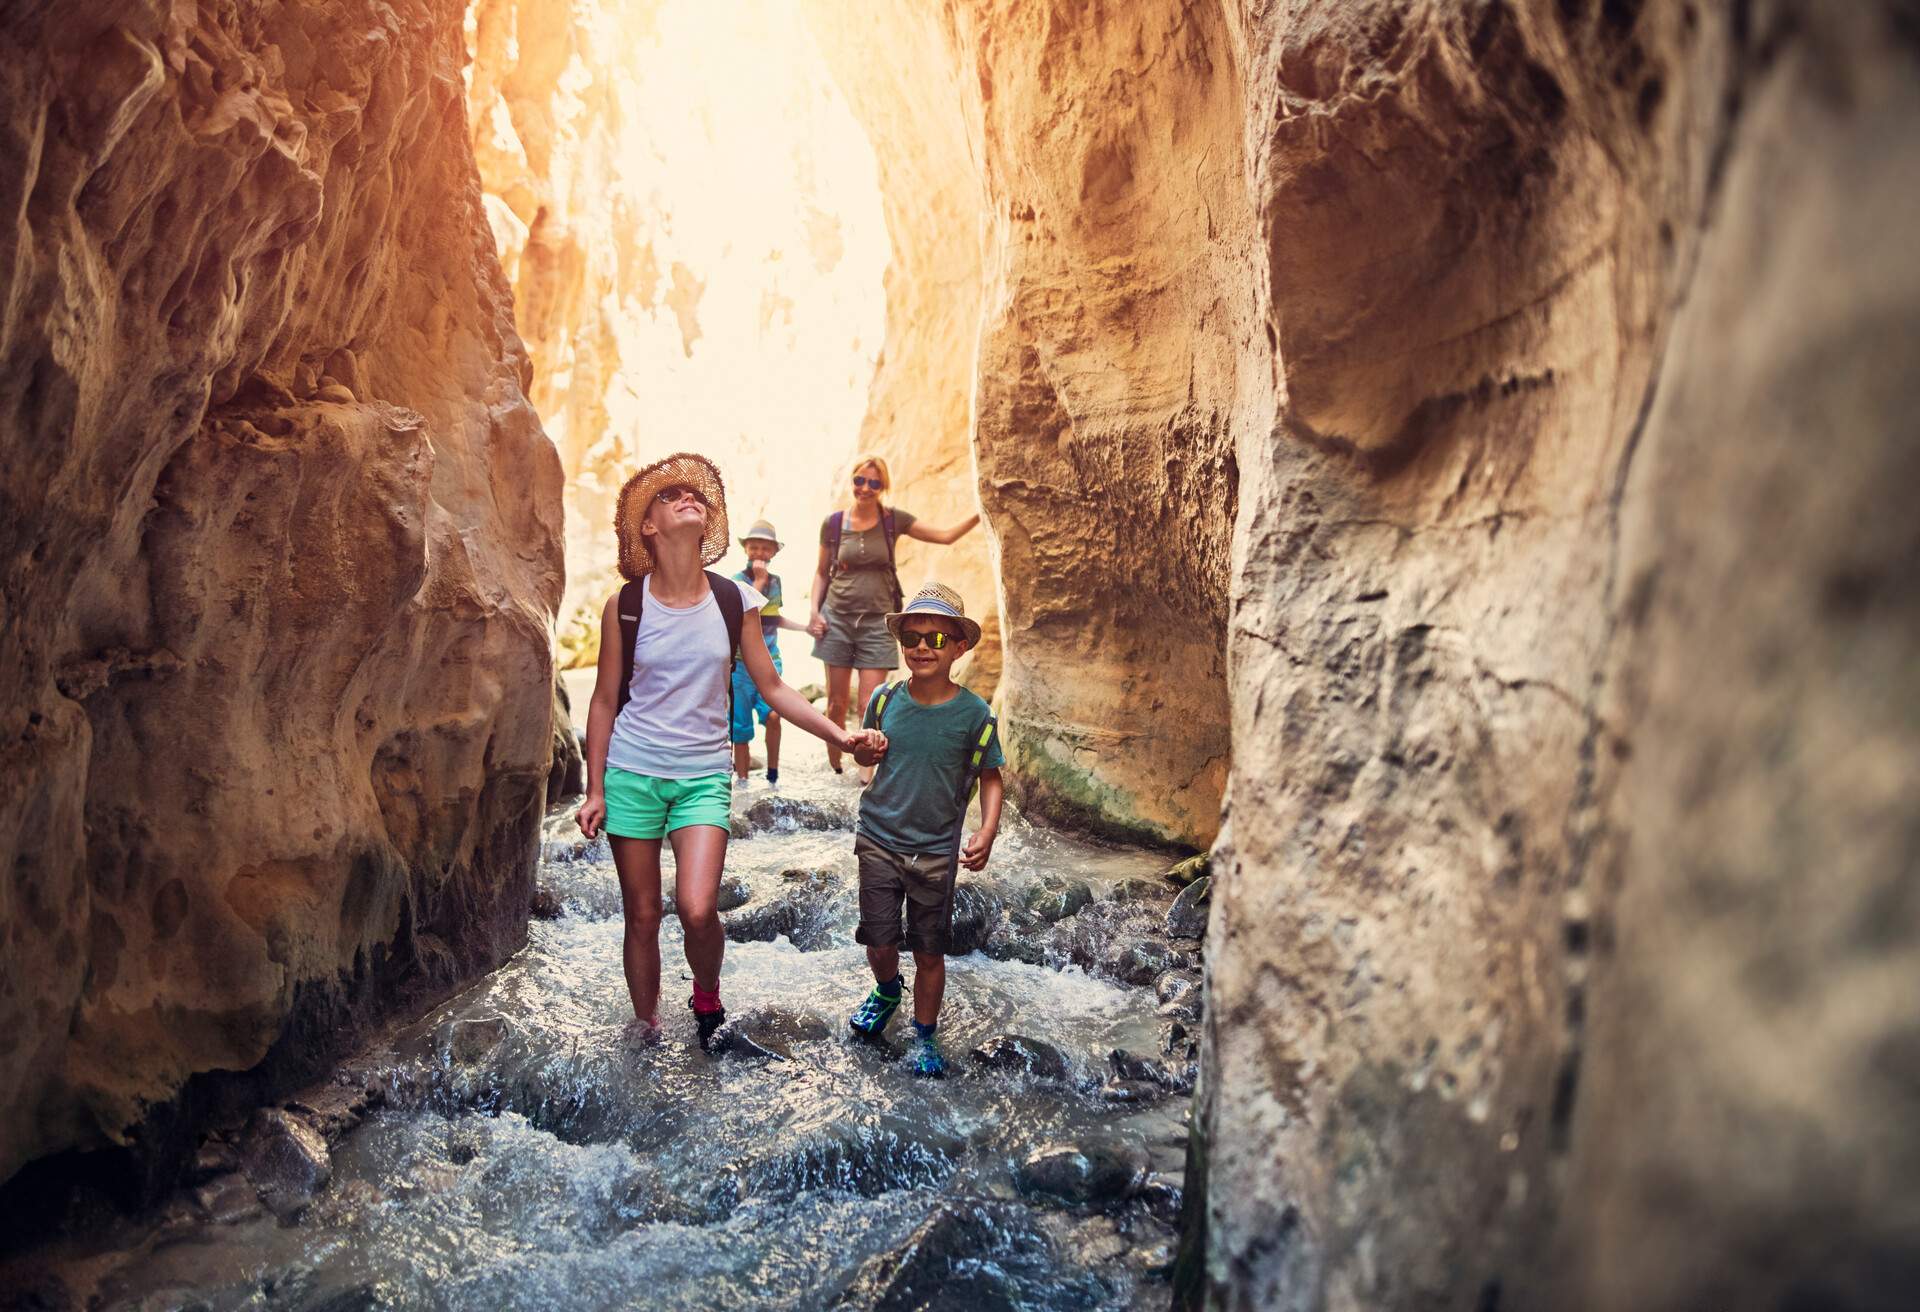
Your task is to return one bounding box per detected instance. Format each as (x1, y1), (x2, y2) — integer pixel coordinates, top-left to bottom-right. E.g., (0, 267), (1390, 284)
(614, 452), (729, 579)
(884, 582), (982, 649)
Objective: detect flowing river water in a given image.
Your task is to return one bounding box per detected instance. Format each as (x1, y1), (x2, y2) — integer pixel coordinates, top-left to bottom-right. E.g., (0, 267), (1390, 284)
(19, 760), (1208, 1310)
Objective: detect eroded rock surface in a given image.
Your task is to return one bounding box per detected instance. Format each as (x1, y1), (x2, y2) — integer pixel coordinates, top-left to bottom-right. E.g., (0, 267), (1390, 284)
(0, 0), (562, 1188)
(798, 2), (1920, 1308)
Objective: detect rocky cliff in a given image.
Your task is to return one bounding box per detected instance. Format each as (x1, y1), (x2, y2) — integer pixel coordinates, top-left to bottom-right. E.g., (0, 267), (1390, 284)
(0, 0), (562, 1193)
(802, 0), (1918, 1306)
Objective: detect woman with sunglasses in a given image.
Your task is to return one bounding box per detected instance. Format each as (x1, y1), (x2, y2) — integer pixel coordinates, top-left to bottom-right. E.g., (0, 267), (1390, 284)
(579, 453), (882, 1048)
(808, 453), (980, 783)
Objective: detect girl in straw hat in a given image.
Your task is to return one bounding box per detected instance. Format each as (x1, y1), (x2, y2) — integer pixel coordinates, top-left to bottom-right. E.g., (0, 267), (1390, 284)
(578, 453), (883, 1047)
(808, 453), (980, 784)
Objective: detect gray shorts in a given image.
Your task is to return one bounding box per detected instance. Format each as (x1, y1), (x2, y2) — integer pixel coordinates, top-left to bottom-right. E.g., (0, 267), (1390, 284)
(812, 606), (898, 670)
(853, 833), (957, 955)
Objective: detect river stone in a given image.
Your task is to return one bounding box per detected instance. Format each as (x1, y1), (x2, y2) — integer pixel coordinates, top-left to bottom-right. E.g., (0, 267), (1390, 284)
(723, 900), (795, 943)
(1156, 971), (1200, 1009)
(449, 1015), (508, 1065)
(192, 1171), (265, 1224)
(1106, 876), (1165, 904)
(1163, 853), (1210, 887)
(1099, 1078), (1167, 1104)
(240, 1109), (331, 1220)
(1137, 1174), (1185, 1226)
(945, 884), (997, 956)
(971, 1034), (1073, 1084)
(1014, 1139), (1149, 1207)
(743, 795), (852, 834)
(1165, 876), (1210, 939)
(706, 1018), (787, 1062)
(1107, 1048), (1167, 1084)
(981, 924), (1049, 965)
(1108, 941), (1174, 986)
(716, 874), (752, 912)
(1023, 876), (1093, 923)
(833, 1199), (1054, 1311)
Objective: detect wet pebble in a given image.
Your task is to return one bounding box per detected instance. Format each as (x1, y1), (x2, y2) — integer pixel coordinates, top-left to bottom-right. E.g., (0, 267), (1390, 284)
(239, 1109), (331, 1220)
(1163, 852), (1210, 887)
(191, 1172), (265, 1225)
(1165, 875), (1210, 939)
(1108, 941), (1174, 986)
(449, 1015), (508, 1066)
(970, 1034), (1074, 1084)
(1137, 1174), (1185, 1226)
(529, 886), (564, 919)
(1022, 875), (1093, 923)
(1014, 1139), (1149, 1207)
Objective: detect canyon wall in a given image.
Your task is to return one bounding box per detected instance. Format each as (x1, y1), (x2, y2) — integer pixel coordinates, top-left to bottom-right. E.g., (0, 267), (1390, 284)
(0, 0), (562, 1192)
(808, 0), (1919, 1305)
(805, 0), (1241, 848)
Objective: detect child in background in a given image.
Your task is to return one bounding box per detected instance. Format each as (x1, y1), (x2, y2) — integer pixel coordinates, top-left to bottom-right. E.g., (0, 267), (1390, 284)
(845, 583), (1004, 1077)
(731, 519), (808, 789)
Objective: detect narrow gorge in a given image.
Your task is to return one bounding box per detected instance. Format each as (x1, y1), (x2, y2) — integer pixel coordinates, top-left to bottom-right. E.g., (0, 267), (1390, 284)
(2, 1), (1915, 1310)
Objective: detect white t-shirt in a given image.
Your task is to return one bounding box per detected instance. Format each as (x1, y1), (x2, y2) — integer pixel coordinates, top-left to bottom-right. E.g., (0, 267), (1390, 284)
(607, 575), (767, 779)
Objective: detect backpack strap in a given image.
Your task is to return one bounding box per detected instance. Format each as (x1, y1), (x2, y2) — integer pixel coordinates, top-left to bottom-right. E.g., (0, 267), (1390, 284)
(963, 714), (999, 804)
(863, 681), (900, 731)
(880, 507), (902, 611)
(825, 511), (845, 577)
(705, 570), (746, 741)
(615, 580), (646, 714)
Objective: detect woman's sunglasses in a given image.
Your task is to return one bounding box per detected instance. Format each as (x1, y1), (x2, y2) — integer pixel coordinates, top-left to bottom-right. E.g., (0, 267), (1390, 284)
(852, 475), (883, 490)
(654, 483), (709, 507)
(898, 630), (952, 650)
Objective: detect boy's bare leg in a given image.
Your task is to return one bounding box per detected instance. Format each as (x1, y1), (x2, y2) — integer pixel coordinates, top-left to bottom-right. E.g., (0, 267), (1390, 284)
(866, 943), (900, 986)
(732, 740), (750, 780)
(668, 824), (729, 995)
(911, 950), (945, 1027)
(765, 715), (781, 773)
(610, 837), (664, 1024)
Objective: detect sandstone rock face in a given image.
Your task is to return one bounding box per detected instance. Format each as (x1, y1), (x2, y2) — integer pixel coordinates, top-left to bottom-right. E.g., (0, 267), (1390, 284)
(804, 1), (1240, 847)
(797, 1), (1920, 1306)
(0, 0), (562, 1189)
(1207, 3), (1920, 1309)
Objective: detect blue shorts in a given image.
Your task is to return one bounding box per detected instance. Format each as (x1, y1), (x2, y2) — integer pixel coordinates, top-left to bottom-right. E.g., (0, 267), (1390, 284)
(729, 643), (781, 743)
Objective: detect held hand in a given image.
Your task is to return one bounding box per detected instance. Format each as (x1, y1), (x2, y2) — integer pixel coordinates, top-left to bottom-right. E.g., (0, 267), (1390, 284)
(959, 826), (996, 872)
(808, 614), (828, 639)
(576, 794), (606, 840)
(848, 729), (889, 767)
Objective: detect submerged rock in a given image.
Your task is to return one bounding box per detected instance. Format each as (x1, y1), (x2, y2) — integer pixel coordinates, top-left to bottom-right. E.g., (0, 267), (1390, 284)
(1022, 875), (1094, 923)
(832, 1199), (1068, 1311)
(1014, 1139), (1149, 1208)
(239, 1109), (331, 1221)
(970, 1034), (1074, 1084)
(448, 1015), (508, 1066)
(741, 795), (853, 835)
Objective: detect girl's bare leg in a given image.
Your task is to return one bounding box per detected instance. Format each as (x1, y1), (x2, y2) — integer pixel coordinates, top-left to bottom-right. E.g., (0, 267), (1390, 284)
(611, 836), (664, 1024)
(668, 824), (729, 996)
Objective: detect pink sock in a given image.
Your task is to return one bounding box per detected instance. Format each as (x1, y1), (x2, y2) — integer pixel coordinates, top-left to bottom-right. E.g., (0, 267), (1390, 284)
(692, 984), (722, 1013)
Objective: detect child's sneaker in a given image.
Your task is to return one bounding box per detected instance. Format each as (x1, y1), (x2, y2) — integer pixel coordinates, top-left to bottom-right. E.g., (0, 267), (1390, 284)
(849, 984), (902, 1038)
(905, 1025), (946, 1079)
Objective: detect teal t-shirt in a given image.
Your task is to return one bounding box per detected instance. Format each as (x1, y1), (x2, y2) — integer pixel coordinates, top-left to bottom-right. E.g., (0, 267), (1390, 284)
(858, 683), (1004, 854)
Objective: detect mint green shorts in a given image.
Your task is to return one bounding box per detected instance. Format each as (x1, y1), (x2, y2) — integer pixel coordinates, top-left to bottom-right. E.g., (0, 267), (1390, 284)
(604, 767), (732, 840)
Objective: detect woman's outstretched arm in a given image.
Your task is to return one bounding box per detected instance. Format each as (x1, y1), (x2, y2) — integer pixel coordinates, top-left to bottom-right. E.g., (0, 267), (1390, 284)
(577, 593), (624, 839)
(903, 512), (981, 546)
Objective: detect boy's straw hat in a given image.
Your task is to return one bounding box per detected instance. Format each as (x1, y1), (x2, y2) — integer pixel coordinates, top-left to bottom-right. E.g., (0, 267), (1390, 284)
(885, 583), (981, 649)
(614, 452), (729, 579)
(738, 519), (782, 549)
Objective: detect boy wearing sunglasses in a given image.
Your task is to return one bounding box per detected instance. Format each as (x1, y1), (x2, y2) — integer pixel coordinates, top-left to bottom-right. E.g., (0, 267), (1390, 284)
(845, 584), (1005, 1077)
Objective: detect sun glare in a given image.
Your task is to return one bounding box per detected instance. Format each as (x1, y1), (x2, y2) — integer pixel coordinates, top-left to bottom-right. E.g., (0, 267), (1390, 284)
(467, 0), (891, 681)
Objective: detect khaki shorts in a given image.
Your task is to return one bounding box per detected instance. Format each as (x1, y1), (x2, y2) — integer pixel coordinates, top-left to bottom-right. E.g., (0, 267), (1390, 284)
(853, 833), (957, 955)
